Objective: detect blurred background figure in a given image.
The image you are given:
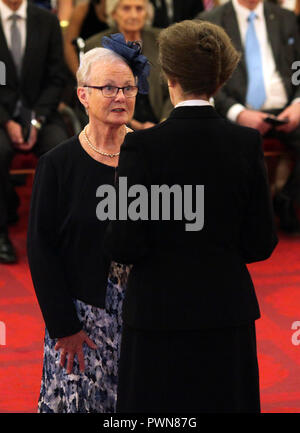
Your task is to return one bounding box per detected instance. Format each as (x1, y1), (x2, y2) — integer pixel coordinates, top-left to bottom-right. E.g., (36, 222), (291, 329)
(0, 0), (67, 264)
(199, 0), (300, 235)
(63, 0), (108, 126)
(64, 0), (108, 78)
(149, 0), (208, 28)
(85, 0), (172, 130)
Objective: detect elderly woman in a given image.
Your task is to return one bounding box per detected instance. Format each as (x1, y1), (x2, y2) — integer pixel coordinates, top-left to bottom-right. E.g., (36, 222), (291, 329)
(85, 0), (172, 130)
(104, 20), (278, 413)
(27, 37), (149, 413)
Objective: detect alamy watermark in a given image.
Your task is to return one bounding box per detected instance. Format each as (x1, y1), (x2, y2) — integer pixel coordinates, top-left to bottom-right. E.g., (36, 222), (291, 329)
(291, 321), (300, 346)
(96, 177), (204, 231)
(0, 61), (6, 86)
(0, 321), (6, 346)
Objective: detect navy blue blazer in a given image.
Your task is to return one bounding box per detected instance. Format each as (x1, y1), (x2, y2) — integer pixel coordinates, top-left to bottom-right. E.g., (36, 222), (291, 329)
(104, 106), (278, 330)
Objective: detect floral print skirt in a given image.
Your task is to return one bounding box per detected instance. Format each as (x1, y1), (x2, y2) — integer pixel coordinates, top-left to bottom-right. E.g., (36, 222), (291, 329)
(37, 262), (129, 413)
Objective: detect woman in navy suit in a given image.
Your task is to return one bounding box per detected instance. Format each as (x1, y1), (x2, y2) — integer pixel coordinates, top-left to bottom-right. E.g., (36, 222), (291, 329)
(104, 20), (278, 413)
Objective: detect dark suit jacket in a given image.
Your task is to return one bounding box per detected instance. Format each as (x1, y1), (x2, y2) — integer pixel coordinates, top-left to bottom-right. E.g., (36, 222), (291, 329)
(151, 0), (204, 28)
(198, 1), (300, 117)
(0, 3), (65, 125)
(85, 27), (173, 122)
(104, 106), (278, 331)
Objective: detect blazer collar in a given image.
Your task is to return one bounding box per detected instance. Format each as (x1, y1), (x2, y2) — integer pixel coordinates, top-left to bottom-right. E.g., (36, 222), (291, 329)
(21, 3), (39, 79)
(223, 2), (243, 53)
(263, 1), (281, 69)
(169, 105), (222, 120)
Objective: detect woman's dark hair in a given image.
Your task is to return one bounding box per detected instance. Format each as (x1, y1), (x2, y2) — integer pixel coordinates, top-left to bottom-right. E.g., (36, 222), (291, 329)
(158, 20), (240, 97)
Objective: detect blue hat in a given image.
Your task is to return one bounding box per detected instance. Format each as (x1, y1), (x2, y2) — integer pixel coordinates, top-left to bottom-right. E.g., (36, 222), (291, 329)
(102, 33), (150, 95)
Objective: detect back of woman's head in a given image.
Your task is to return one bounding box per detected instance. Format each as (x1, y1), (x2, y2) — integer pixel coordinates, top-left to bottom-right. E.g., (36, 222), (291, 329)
(158, 20), (240, 97)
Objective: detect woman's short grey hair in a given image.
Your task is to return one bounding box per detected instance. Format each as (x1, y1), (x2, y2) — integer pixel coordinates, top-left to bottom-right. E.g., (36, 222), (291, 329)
(76, 47), (131, 87)
(106, 0), (153, 28)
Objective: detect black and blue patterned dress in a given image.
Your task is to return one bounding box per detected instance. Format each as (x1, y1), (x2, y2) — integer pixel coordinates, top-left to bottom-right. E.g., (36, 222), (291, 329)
(38, 262), (129, 413)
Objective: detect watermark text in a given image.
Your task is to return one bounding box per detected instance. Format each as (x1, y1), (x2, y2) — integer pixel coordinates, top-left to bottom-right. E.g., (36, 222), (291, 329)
(0, 61), (6, 85)
(96, 177), (204, 231)
(0, 321), (6, 346)
(291, 321), (300, 346)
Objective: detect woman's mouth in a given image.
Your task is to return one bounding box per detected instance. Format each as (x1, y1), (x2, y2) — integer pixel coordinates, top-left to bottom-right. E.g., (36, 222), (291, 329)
(111, 108), (126, 113)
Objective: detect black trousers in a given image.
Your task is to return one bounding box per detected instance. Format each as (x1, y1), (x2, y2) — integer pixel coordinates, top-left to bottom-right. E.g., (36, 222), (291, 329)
(117, 322), (260, 413)
(0, 118), (68, 231)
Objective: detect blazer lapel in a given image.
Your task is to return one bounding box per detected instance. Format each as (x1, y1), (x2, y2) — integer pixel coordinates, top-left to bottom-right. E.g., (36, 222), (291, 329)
(264, 2), (281, 71)
(0, 20), (19, 83)
(223, 2), (243, 52)
(21, 4), (38, 80)
(222, 2), (247, 77)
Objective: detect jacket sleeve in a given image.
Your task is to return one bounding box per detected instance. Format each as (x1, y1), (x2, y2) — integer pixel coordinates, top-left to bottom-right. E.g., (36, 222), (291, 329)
(103, 133), (151, 264)
(33, 14), (66, 119)
(27, 156), (82, 339)
(239, 132), (278, 263)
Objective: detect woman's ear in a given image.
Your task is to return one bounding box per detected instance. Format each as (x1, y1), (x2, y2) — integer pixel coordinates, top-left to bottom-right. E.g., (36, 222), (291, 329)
(77, 87), (89, 110)
(167, 78), (176, 88)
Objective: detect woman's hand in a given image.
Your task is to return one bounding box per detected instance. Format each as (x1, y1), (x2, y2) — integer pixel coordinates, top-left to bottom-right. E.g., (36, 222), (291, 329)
(54, 330), (97, 374)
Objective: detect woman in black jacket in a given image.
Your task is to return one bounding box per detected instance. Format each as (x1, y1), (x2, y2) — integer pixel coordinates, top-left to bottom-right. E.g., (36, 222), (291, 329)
(27, 37), (149, 413)
(104, 20), (278, 413)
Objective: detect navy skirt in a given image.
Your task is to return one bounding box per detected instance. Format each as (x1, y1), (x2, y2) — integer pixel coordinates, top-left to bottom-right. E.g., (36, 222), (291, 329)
(117, 322), (261, 413)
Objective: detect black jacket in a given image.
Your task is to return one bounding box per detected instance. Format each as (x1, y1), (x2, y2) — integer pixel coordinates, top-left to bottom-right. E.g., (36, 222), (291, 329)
(104, 106), (278, 330)
(0, 3), (65, 125)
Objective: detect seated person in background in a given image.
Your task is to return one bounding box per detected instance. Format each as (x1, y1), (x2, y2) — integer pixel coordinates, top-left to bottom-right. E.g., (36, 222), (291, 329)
(198, 0), (300, 235)
(85, 0), (172, 130)
(63, 0), (108, 126)
(64, 0), (108, 78)
(150, 0), (206, 28)
(56, 0), (75, 23)
(29, 0), (52, 9)
(29, 0), (74, 17)
(0, 0), (68, 264)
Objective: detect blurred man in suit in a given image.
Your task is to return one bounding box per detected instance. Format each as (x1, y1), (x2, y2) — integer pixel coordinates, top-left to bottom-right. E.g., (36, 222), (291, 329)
(198, 0), (300, 234)
(0, 0), (67, 263)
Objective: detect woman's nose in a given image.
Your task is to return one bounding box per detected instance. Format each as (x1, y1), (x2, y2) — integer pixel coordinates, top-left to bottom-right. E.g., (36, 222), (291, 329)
(114, 88), (126, 101)
(129, 7), (138, 18)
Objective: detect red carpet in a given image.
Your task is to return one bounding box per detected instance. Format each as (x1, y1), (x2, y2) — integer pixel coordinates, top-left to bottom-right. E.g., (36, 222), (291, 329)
(0, 176), (300, 413)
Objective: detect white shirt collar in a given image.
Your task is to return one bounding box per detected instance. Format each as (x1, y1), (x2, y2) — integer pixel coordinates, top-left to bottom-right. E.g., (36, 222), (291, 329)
(232, 0), (264, 22)
(174, 99), (211, 109)
(0, 0), (27, 21)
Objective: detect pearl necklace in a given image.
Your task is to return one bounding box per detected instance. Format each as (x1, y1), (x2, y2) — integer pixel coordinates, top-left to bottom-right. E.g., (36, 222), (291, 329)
(83, 125), (128, 158)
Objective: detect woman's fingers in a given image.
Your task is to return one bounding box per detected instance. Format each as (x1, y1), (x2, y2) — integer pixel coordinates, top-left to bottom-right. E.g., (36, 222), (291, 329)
(60, 349), (67, 368)
(66, 353), (75, 374)
(54, 331), (96, 374)
(77, 348), (85, 373)
(84, 335), (98, 350)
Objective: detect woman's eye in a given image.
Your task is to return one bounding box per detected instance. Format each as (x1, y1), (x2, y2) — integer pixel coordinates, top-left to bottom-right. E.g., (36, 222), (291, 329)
(105, 86), (114, 91)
